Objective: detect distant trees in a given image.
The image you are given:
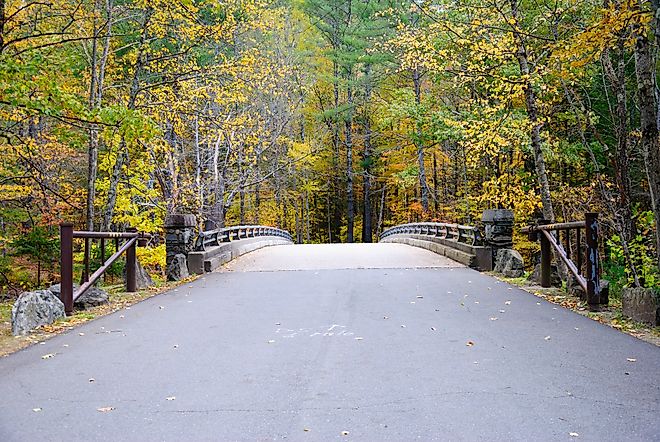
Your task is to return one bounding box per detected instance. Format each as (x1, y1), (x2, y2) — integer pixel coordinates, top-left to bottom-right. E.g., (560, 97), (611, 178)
(0, 0), (659, 292)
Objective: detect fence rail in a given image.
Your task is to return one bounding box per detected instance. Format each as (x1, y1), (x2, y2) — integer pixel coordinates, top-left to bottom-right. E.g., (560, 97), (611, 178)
(194, 225), (293, 251)
(521, 212), (604, 308)
(60, 224), (151, 315)
(379, 222), (484, 246)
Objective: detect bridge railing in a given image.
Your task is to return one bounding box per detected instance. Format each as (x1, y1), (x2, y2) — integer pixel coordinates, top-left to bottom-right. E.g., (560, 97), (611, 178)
(521, 212), (605, 307)
(379, 222), (484, 246)
(194, 225), (293, 251)
(60, 224), (151, 316)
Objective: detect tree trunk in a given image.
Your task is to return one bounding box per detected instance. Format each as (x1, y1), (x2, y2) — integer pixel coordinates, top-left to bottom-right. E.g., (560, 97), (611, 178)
(86, 0), (113, 231)
(633, 11), (660, 270)
(413, 67), (429, 213)
(345, 81), (354, 243)
(362, 64), (373, 243)
(432, 152), (438, 216)
(509, 0), (554, 221)
(102, 7), (152, 230)
(602, 41), (640, 283)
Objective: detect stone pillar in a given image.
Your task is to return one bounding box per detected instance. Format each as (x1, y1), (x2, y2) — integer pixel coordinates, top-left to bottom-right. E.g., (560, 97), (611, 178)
(164, 214), (196, 280)
(481, 209), (514, 250)
(482, 209), (519, 275)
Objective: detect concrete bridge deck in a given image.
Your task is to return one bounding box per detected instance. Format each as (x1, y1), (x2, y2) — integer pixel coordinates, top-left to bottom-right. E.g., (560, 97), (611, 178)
(0, 244), (659, 441)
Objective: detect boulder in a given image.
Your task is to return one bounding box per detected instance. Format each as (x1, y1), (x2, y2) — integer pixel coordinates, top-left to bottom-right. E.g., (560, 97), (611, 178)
(493, 249), (524, 278)
(49, 283), (109, 310)
(135, 261), (154, 289)
(167, 253), (189, 281)
(567, 274), (584, 298)
(47, 282), (80, 299)
(74, 287), (109, 309)
(11, 290), (65, 336)
(622, 287), (659, 326)
(527, 262), (562, 287)
(123, 260), (154, 290)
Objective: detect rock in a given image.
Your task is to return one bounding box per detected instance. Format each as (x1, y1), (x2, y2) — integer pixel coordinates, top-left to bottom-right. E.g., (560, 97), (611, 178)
(135, 261), (154, 289)
(567, 274), (584, 299)
(167, 253), (189, 281)
(11, 290), (65, 336)
(123, 260), (154, 290)
(527, 262), (562, 287)
(49, 283), (109, 310)
(622, 287), (659, 326)
(47, 283), (80, 299)
(493, 249), (524, 278)
(74, 287), (109, 309)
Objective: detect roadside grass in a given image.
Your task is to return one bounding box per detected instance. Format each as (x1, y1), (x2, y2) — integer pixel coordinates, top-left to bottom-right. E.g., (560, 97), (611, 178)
(0, 275), (198, 357)
(491, 272), (660, 346)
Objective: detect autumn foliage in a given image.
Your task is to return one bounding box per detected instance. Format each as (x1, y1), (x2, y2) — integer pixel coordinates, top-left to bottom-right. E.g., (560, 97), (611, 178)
(1, 0), (659, 294)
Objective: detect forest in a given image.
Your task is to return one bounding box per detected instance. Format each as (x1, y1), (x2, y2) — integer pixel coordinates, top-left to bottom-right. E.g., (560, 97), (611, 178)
(1, 0), (659, 297)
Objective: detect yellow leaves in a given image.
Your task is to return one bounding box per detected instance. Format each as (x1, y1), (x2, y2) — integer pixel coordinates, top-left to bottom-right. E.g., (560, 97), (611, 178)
(475, 172), (542, 222)
(551, 0), (652, 72)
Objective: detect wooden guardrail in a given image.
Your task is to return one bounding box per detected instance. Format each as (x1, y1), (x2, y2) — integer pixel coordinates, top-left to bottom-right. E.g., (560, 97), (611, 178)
(521, 213), (604, 308)
(60, 224), (151, 315)
(379, 222), (484, 246)
(194, 225), (293, 252)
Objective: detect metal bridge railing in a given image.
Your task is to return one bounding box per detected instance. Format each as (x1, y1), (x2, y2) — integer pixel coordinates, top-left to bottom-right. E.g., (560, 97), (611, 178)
(194, 225), (293, 252)
(379, 222), (484, 246)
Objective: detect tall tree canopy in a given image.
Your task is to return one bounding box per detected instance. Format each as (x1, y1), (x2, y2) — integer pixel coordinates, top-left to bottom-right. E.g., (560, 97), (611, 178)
(1, 0), (659, 293)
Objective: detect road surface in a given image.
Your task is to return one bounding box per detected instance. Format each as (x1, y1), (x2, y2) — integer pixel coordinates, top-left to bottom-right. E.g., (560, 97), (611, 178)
(0, 244), (658, 441)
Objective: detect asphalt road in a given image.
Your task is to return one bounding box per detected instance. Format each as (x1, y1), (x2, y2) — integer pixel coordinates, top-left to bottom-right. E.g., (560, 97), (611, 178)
(0, 243), (658, 441)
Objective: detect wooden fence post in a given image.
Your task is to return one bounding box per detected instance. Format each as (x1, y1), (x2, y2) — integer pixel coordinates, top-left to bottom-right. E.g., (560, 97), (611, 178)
(60, 223), (74, 316)
(126, 228), (137, 293)
(585, 212), (601, 306)
(538, 220), (552, 288)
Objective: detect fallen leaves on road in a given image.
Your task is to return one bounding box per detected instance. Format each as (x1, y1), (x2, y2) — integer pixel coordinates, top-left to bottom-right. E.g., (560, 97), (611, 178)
(97, 407), (115, 412)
